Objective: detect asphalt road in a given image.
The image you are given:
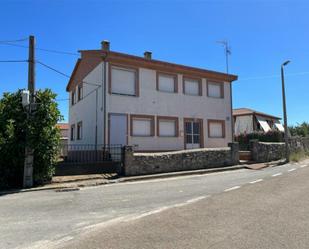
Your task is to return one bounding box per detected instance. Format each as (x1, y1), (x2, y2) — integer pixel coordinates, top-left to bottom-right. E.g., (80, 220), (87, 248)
(1, 159), (309, 249)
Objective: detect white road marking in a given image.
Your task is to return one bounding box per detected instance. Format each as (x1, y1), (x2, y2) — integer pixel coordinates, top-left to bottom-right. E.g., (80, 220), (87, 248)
(186, 196), (207, 204)
(300, 165), (308, 168)
(272, 173), (282, 177)
(128, 195), (209, 221)
(250, 179), (263, 184)
(224, 186), (241, 192)
(288, 168), (296, 172)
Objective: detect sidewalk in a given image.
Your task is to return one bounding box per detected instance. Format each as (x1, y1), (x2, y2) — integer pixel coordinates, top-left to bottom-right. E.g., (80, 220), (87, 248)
(0, 159), (293, 195)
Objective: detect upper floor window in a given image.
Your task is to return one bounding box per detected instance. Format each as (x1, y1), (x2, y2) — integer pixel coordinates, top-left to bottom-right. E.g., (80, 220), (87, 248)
(157, 72), (178, 93)
(77, 84), (83, 101)
(183, 77), (202, 96)
(77, 121), (83, 140)
(208, 120), (225, 138)
(71, 90), (76, 105)
(109, 65), (138, 96)
(130, 115), (154, 137)
(157, 116), (178, 137)
(207, 81), (224, 98)
(70, 124), (75, 141)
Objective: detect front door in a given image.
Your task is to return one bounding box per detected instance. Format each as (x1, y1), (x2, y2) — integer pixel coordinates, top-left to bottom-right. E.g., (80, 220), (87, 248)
(185, 120), (201, 149)
(109, 114), (127, 146)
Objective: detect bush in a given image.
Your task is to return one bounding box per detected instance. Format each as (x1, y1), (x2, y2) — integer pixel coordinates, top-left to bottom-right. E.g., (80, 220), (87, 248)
(289, 122), (309, 137)
(0, 89), (62, 189)
(235, 130), (284, 150)
(289, 151), (309, 162)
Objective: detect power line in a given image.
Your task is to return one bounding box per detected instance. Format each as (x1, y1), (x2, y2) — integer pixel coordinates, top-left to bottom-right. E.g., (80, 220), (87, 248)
(238, 71), (309, 81)
(37, 60), (101, 87)
(0, 41), (79, 56)
(0, 60), (28, 63)
(0, 38), (28, 43)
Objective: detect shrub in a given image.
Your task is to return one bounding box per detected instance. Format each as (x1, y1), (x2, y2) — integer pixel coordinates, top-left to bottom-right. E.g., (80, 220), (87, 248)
(235, 130), (284, 150)
(289, 122), (309, 137)
(289, 151), (309, 162)
(0, 89), (62, 189)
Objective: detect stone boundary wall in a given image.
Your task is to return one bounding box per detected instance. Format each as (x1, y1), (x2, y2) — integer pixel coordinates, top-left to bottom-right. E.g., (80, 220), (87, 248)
(123, 143), (239, 176)
(250, 137), (309, 163)
(289, 137), (309, 153)
(250, 140), (285, 163)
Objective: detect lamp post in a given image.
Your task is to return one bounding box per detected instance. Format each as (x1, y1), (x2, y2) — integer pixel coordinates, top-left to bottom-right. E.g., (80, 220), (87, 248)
(281, 60), (290, 162)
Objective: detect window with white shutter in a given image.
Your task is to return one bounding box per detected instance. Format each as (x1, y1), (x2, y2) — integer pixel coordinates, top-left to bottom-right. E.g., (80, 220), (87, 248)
(158, 117), (178, 137)
(183, 78), (201, 96)
(110, 66), (137, 96)
(208, 120), (225, 138)
(207, 82), (223, 98)
(131, 115), (154, 137)
(157, 73), (177, 93)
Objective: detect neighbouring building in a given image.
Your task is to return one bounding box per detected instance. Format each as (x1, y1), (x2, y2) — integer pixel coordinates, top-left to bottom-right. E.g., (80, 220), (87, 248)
(56, 123), (69, 157)
(233, 108), (284, 135)
(66, 41), (238, 151)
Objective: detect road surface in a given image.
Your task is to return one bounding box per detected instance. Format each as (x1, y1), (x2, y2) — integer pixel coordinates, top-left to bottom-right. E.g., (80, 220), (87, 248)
(0, 160), (309, 249)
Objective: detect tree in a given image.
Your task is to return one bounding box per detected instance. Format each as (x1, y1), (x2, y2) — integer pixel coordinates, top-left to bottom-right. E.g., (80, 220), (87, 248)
(289, 122), (309, 137)
(0, 89), (62, 189)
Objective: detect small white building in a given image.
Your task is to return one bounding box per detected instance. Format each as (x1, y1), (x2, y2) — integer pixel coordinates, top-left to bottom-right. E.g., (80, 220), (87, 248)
(67, 41), (238, 152)
(233, 108), (284, 135)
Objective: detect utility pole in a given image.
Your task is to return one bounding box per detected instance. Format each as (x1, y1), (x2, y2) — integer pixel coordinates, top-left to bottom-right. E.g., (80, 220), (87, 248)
(23, 35), (35, 188)
(281, 60), (290, 162)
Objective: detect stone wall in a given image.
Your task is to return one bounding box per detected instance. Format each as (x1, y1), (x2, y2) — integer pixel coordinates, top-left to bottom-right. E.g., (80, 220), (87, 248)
(250, 140), (285, 163)
(123, 143), (239, 176)
(250, 137), (309, 163)
(289, 137), (309, 153)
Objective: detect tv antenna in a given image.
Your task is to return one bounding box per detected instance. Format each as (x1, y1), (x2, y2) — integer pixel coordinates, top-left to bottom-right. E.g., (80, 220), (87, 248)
(216, 40), (231, 74)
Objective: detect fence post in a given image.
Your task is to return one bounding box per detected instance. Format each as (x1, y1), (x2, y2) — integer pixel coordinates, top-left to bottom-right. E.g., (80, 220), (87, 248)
(228, 142), (239, 165)
(123, 146), (134, 176)
(249, 139), (259, 162)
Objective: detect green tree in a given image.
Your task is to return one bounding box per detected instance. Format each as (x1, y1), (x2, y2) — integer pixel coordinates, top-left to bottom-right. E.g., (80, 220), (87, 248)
(0, 89), (62, 189)
(289, 122), (309, 137)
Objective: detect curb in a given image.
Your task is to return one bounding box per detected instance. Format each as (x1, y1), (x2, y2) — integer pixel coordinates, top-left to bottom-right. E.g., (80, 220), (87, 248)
(117, 165), (246, 183)
(0, 165), (245, 195)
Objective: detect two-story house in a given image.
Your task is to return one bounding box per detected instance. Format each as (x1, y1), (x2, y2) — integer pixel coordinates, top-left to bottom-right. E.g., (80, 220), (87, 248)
(67, 41), (238, 151)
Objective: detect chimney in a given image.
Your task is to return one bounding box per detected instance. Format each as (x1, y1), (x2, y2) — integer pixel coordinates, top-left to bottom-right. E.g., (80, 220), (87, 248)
(144, 51), (152, 60)
(101, 40), (110, 51)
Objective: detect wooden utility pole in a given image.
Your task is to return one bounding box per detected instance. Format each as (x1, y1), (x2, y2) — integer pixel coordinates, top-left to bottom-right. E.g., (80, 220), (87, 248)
(28, 35), (35, 102)
(23, 35), (35, 188)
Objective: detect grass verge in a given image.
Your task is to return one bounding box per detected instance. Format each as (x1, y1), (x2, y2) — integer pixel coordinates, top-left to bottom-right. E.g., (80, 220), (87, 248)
(290, 151), (309, 162)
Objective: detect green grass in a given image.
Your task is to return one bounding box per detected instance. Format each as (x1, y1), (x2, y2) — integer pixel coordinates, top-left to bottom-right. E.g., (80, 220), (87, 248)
(289, 151), (309, 162)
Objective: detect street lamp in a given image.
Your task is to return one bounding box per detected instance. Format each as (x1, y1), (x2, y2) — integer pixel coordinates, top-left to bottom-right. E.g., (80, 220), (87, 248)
(281, 60), (290, 162)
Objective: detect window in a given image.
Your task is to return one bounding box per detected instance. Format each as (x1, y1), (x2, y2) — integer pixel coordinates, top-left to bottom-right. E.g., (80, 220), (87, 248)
(208, 120), (225, 138)
(71, 90), (76, 105)
(77, 84), (83, 101)
(157, 72), (177, 93)
(110, 65), (138, 96)
(207, 81), (224, 98)
(183, 77), (202, 96)
(77, 122), (82, 140)
(131, 115), (154, 137)
(70, 124), (75, 141)
(157, 117), (178, 137)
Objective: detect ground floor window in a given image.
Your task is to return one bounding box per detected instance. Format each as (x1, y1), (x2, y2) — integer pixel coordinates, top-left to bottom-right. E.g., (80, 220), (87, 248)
(208, 120), (225, 138)
(130, 115), (155, 137)
(157, 116), (178, 137)
(77, 121), (83, 140)
(70, 124), (75, 141)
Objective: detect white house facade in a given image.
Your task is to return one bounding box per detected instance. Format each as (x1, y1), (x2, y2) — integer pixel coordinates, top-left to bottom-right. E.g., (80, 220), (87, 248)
(67, 41), (238, 152)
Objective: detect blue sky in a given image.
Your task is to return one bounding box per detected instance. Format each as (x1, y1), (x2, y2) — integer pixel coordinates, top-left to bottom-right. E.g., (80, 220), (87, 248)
(0, 0), (308, 125)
